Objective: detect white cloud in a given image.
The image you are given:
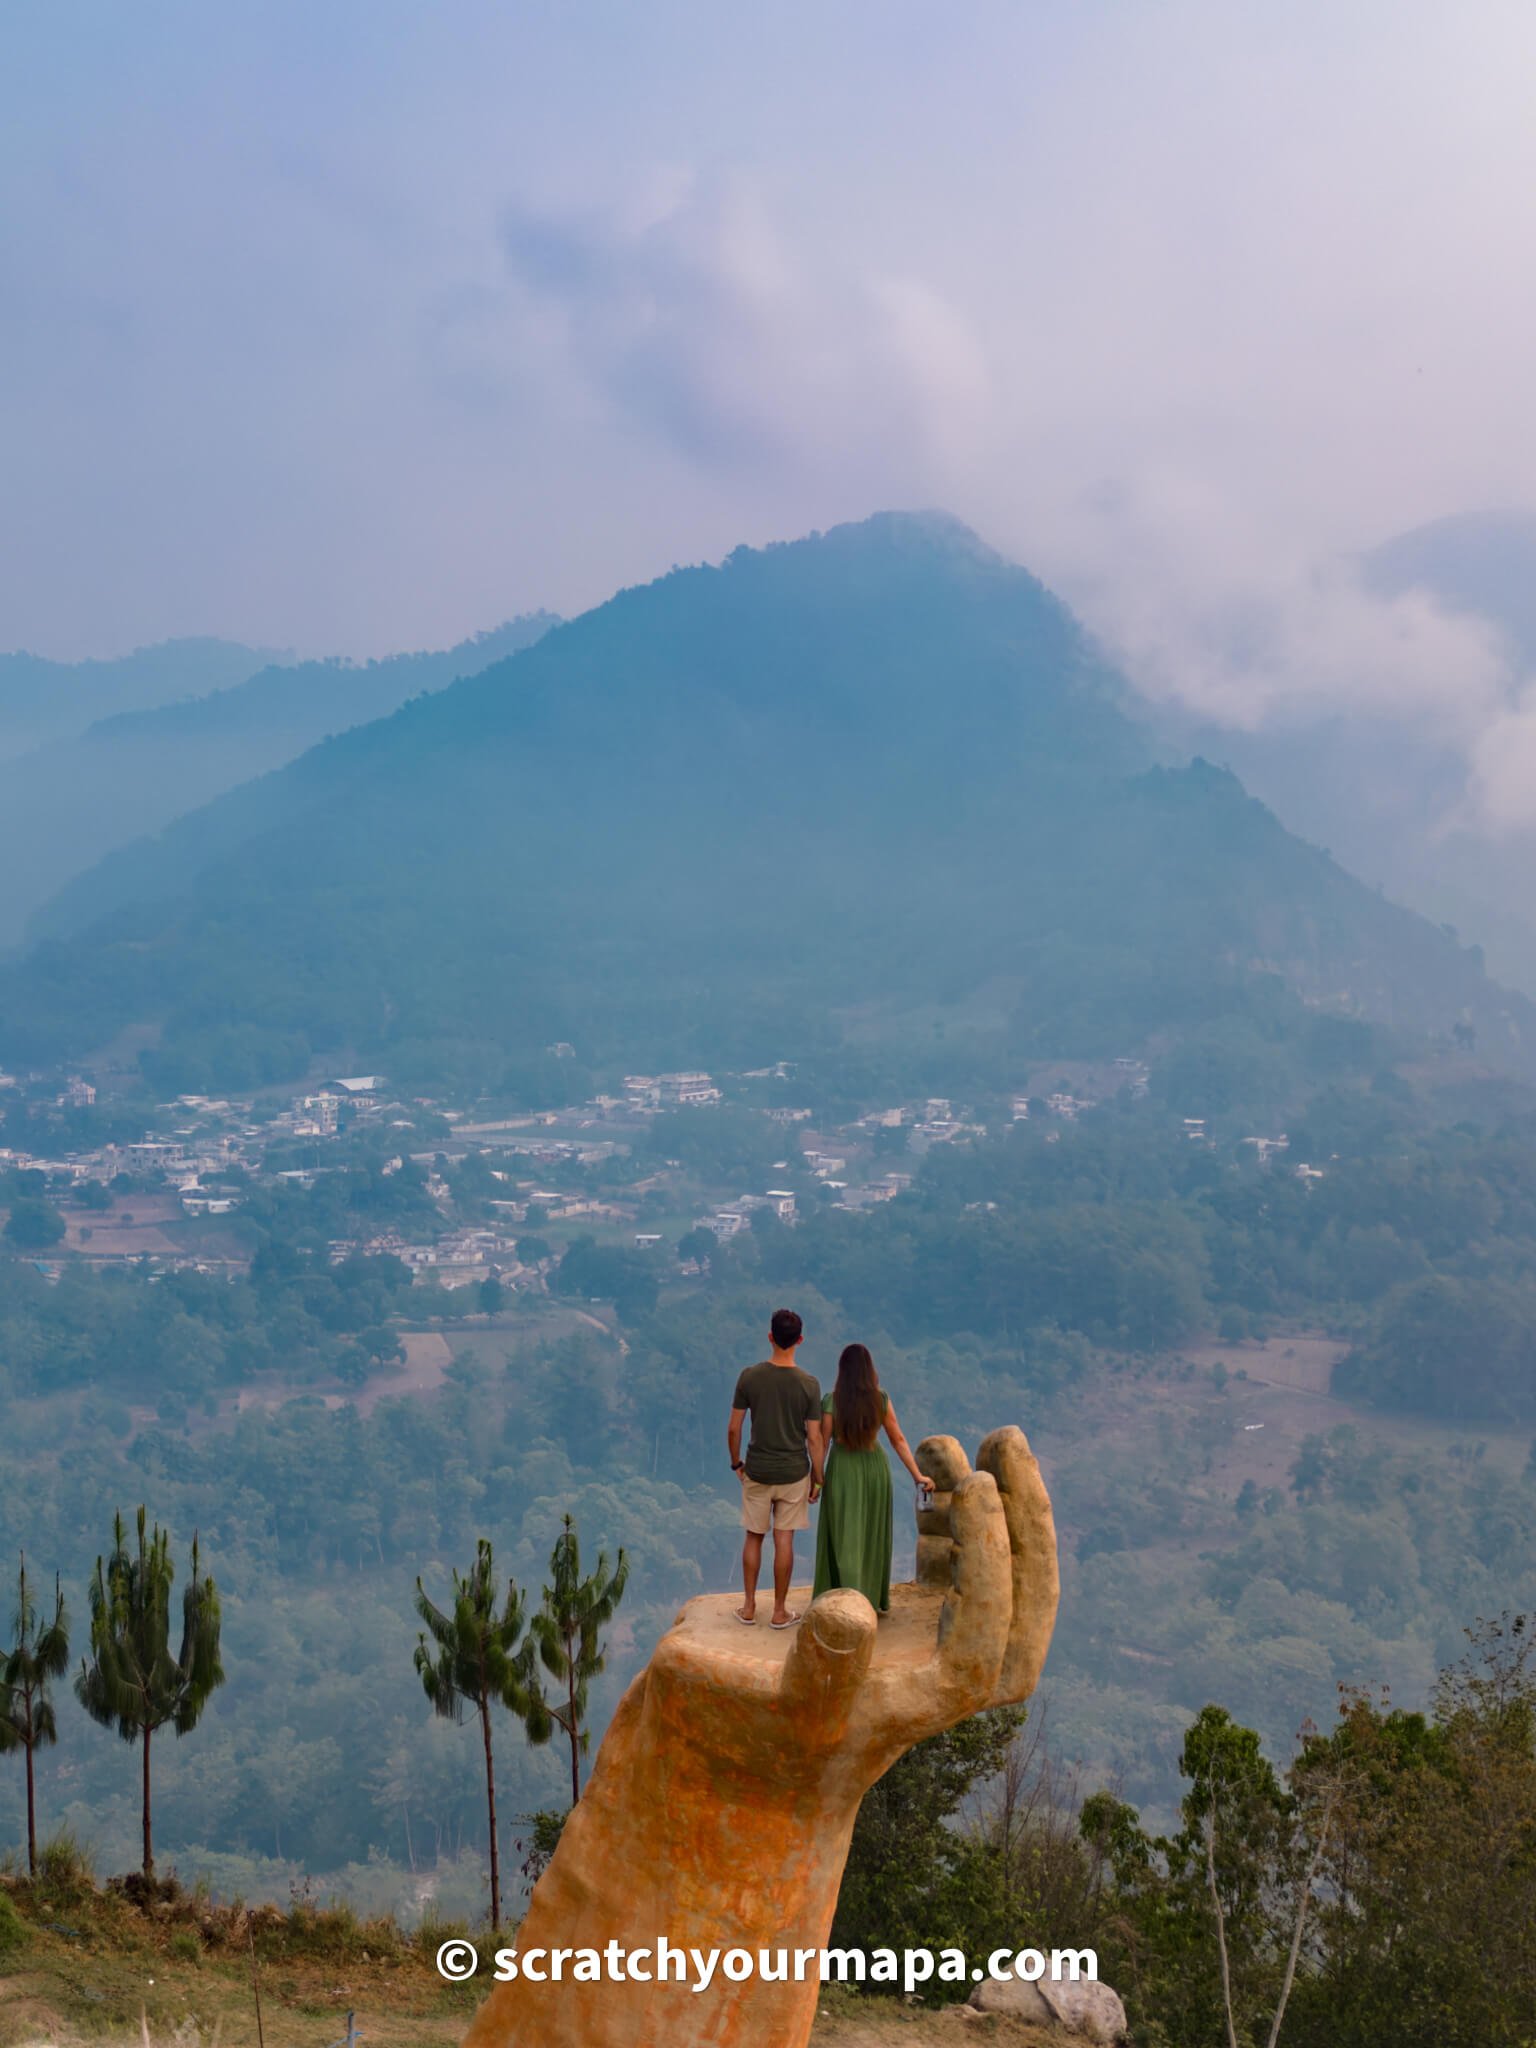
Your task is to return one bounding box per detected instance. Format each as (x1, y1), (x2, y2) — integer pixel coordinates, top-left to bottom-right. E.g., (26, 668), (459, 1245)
(1039, 487), (1517, 733)
(1468, 685), (1536, 833)
(459, 173), (995, 485)
(7, 0), (1536, 852)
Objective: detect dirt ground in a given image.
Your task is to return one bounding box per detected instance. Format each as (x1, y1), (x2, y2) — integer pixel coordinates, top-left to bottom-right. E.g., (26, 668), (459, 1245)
(0, 1938), (1066, 2048)
(62, 1197), (187, 1261)
(1044, 1328), (1526, 1532)
(0, 1930), (478, 2047)
(228, 1330), (456, 1424)
(0, 1885), (1076, 2048)
(812, 1990), (1066, 2043)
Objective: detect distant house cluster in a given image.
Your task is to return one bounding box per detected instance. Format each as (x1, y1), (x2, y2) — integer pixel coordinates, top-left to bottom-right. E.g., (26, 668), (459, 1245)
(698, 1187), (799, 1241)
(623, 1071), (723, 1111)
(1, 1042), (1214, 1302)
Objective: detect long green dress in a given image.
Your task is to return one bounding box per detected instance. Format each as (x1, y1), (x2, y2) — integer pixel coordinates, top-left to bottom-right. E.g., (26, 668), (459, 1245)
(813, 1390), (893, 1613)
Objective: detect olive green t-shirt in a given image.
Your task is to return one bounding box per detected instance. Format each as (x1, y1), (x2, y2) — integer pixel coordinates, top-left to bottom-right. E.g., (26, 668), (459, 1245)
(732, 1360), (823, 1484)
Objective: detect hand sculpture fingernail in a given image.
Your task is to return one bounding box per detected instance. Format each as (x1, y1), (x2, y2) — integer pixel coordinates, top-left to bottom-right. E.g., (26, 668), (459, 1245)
(779, 1589), (877, 1730)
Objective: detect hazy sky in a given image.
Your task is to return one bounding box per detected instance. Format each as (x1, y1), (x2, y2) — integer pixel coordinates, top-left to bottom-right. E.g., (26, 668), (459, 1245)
(7, 0), (1536, 768)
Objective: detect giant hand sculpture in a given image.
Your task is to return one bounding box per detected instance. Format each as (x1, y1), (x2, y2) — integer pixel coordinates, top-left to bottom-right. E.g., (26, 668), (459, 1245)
(462, 1427), (1058, 2048)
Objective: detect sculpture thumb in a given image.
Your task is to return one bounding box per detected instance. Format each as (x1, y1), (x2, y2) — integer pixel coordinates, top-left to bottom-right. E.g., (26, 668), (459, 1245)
(778, 1588), (877, 1736)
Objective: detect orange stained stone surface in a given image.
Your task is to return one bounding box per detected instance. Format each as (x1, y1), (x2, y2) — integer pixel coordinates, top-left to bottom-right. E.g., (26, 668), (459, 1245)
(462, 1427), (1059, 2048)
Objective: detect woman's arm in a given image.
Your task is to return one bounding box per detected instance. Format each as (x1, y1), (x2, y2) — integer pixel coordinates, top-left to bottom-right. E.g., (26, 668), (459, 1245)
(882, 1398), (932, 1491)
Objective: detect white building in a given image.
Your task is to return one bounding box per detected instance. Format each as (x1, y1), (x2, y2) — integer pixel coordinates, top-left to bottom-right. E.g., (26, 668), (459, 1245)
(804, 1151), (847, 1177)
(1241, 1135), (1291, 1164)
(300, 1094), (340, 1134)
(658, 1071), (722, 1107)
(127, 1140), (185, 1172)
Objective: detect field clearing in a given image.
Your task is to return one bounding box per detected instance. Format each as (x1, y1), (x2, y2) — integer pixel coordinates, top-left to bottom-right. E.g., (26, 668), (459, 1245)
(1043, 1330), (1528, 1557)
(63, 1198), (184, 1260)
(115, 1303), (611, 1443)
(411, 1302), (617, 1375)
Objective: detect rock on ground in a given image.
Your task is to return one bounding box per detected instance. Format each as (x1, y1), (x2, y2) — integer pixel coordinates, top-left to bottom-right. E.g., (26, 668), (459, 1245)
(969, 1975), (1128, 2044)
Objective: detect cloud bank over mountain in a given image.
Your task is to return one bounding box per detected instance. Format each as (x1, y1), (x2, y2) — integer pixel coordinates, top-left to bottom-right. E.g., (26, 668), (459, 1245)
(6, 1), (1536, 822)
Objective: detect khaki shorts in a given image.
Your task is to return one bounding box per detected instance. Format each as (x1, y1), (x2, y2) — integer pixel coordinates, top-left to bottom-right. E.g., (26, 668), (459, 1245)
(740, 1472), (812, 1535)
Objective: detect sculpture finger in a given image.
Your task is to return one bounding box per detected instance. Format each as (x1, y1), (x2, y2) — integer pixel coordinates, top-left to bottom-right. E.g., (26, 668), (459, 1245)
(779, 1588), (877, 1737)
(977, 1426), (1060, 1704)
(915, 1435), (972, 1588)
(931, 1468), (1011, 1713)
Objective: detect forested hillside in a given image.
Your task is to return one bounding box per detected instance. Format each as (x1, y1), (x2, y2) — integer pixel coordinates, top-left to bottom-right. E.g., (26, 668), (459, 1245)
(0, 639), (284, 759)
(0, 613), (556, 948)
(5, 1051), (1536, 1907)
(0, 515), (1523, 1097)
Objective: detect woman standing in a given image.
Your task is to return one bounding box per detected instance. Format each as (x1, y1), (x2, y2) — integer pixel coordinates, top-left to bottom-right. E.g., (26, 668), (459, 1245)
(813, 1343), (932, 1614)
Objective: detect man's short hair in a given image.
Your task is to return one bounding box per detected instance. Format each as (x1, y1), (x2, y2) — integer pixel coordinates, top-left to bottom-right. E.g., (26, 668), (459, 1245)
(770, 1307), (803, 1351)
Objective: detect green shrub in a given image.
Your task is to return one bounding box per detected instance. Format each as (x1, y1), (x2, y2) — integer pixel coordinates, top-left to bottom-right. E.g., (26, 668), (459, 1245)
(284, 1899), (367, 1958)
(0, 1890), (29, 1959)
(33, 1830), (95, 1904)
(168, 1928), (202, 1963)
(416, 1908), (489, 1973)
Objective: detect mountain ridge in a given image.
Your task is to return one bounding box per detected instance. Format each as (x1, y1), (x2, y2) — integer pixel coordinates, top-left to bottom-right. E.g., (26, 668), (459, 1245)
(0, 513), (1526, 1096)
(0, 613), (558, 950)
(0, 636), (289, 760)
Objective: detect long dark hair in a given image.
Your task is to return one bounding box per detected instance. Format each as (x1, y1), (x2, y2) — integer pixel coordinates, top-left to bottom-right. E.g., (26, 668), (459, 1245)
(833, 1343), (882, 1451)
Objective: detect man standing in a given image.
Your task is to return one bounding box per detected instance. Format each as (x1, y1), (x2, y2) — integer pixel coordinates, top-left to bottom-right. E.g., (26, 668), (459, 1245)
(728, 1307), (824, 1629)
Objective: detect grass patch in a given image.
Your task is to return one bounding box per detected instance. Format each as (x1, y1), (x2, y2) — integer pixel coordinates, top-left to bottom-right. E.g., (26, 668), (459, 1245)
(30, 1830), (97, 1911)
(0, 1889), (28, 1960)
(0, 1870), (482, 2046)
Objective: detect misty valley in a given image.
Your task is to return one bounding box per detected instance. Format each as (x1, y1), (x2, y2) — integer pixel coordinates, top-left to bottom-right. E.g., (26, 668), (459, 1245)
(3, 516), (1536, 2047)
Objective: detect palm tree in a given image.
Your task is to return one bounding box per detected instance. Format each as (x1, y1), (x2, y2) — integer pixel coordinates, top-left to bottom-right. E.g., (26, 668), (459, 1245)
(0, 1554), (70, 1876)
(75, 1508), (224, 1881)
(414, 1538), (545, 1929)
(529, 1515), (629, 1806)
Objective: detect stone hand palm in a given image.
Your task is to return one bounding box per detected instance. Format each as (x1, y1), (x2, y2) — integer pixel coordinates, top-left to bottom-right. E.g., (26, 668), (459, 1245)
(463, 1426), (1059, 2048)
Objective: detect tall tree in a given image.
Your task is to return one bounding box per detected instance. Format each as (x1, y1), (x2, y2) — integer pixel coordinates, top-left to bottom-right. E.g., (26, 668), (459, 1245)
(529, 1515), (629, 1806)
(0, 1553), (70, 1876)
(414, 1538), (544, 1929)
(74, 1508), (224, 1880)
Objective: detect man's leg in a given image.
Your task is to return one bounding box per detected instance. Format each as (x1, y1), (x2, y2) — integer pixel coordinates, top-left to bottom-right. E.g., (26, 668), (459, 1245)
(771, 1528), (796, 1625)
(740, 1531), (765, 1620)
(767, 1478), (812, 1626)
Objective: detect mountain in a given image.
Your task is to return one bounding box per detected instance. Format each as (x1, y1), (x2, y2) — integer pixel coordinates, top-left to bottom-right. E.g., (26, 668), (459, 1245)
(0, 615), (557, 950)
(0, 637), (287, 761)
(0, 512), (1525, 1096)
